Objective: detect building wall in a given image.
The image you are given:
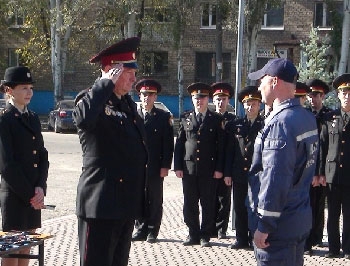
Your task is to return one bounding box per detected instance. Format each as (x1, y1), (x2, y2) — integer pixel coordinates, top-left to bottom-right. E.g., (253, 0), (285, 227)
(0, 0), (341, 113)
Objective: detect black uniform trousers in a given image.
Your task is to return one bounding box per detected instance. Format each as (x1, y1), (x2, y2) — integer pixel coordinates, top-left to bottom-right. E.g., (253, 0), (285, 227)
(233, 182), (250, 245)
(182, 174), (218, 241)
(327, 184), (350, 254)
(134, 176), (164, 237)
(215, 179), (232, 235)
(78, 217), (134, 266)
(305, 185), (326, 249)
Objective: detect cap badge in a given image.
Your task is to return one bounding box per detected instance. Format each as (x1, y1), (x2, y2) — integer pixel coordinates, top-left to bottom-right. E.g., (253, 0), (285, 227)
(27, 72), (31, 78)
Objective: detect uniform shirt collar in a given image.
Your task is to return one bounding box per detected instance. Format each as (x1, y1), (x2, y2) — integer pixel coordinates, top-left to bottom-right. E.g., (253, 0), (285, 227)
(341, 110), (350, 117)
(265, 98), (299, 125)
(195, 110), (207, 117)
(8, 98), (28, 114)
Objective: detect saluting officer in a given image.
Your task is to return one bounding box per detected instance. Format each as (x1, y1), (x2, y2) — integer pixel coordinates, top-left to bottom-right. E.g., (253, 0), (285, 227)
(174, 82), (225, 247)
(224, 86), (264, 250)
(132, 79), (174, 243)
(294, 81), (311, 107)
(319, 74), (350, 259)
(210, 82), (236, 239)
(304, 78), (331, 255)
(73, 37), (147, 266)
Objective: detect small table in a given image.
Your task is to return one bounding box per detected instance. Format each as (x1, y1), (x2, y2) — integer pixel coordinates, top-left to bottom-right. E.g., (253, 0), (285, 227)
(0, 232), (52, 266)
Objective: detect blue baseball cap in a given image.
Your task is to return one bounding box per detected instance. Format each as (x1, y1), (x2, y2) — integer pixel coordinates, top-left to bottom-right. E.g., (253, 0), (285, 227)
(248, 58), (298, 83)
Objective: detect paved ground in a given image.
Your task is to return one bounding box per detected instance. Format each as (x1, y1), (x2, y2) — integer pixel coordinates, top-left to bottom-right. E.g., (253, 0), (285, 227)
(1, 131), (348, 265)
(28, 171), (347, 266)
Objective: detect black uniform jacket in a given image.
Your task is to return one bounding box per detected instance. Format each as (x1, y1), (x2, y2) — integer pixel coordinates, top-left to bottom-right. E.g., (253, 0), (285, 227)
(310, 106), (331, 173)
(224, 115), (264, 183)
(0, 104), (49, 204)
(320, 109), (350, 185)
(174, 109), (224, 177)
(222, 111), (236, 126)
(138, 107), (174, 178)
(73, 79), (147, 220)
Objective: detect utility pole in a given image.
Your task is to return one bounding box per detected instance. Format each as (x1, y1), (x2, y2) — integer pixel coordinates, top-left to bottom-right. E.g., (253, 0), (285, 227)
(234, 0), (245, 116)
(216, 1), (223, 82)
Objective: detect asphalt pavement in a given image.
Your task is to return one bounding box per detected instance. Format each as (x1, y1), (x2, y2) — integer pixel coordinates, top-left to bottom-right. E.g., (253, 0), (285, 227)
(0, 132), (348, 265)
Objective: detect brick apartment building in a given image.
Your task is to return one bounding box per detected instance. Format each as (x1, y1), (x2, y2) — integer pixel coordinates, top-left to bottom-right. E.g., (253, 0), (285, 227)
(0, 0), (343, 99)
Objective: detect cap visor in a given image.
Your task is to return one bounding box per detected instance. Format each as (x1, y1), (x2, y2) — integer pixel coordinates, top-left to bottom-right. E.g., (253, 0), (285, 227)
(123, 62), (138, 69)
(248, 69), (265, 81)
(193, 94), (208, 99)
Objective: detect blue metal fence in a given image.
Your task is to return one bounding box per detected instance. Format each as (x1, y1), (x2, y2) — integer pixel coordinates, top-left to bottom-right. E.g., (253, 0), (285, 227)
(26, 91), (238, 117)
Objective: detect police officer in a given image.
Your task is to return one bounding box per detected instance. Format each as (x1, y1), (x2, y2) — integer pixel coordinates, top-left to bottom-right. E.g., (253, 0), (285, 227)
(294, 81), (311, 107)
(224, 86), (264, 250)
(319, 74), (350, 259)
(0, 66), (49, 266)
(132, 79), (174, 243)
(247, 58), (318, 266)
(210, 82), (236, 239)
(174, 82), (224, 247)
(304, 78), (331, 255)
(73, 37), (147, 266)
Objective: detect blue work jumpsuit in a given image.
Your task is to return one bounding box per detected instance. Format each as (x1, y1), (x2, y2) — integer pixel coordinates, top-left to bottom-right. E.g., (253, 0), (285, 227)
(248, 98), (319, 266)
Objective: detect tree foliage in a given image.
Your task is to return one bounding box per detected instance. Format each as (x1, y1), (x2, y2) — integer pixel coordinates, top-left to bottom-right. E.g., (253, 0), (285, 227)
(298, 27), (334, 83)
(298, 27), (338, 109)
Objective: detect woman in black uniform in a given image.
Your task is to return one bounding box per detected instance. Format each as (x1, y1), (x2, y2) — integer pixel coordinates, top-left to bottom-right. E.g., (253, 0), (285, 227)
(0, 66), (49, 266)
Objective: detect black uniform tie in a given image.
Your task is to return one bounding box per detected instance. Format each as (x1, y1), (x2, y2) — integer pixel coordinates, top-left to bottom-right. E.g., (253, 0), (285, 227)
(197, 113), (203, 126)
(144, 112), (150, 122)
(22, 112), (29, 122)
(343, 113), (349, 126)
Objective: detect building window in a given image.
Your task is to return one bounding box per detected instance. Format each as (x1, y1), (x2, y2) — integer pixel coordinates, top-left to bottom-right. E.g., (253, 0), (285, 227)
(8, 48), (20, 67)
(262, 4), (284, 30)
(142, 52), (168, 76)
(144, 7), (170, 22)
(8, 10), (25, 28)
(201, 3), (216, 29)
(314, 2), (343, 28)
(195, 52), (231, 84)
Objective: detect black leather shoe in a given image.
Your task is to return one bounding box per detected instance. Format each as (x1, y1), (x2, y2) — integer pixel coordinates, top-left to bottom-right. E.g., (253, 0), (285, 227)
(324, 252), (340, 258)
(218, 232), (227, 239)
(229, 241), (250, 250)
(344, 254), (350, 260)
(200, 239), (211, 247)
(304, 249), (313, 256)
(183, 237), (200, 246)
(131, 233), (146, 241)
(146, 233), (157, 243)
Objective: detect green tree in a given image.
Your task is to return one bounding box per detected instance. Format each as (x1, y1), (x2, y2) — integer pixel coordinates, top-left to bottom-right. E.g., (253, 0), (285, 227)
(298, 27), (334, 83)
(297, 27), (338, 109)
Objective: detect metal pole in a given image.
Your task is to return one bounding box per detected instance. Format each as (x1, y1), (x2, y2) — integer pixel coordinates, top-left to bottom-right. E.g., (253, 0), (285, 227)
(234, 0), (245, 117)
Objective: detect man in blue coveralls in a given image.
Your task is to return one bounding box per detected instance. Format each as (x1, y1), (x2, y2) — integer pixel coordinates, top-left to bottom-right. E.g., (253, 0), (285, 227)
(247, 58), (319, 266)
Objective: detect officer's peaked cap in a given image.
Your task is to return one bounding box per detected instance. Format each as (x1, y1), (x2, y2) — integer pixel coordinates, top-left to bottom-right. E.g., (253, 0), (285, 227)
(187, 82), (211, 98)
(238, 86), (261, 103)
(332, 73), (350, 90)
(210, 82), (234, 99)
(89, 37), (140, 69)
(135, 79), (162, 94)
(295, 81), (311, 97)
(305, 78), (329, 94)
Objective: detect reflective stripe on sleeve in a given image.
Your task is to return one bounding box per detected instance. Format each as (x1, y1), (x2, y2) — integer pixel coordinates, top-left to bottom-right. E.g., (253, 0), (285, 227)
(296, 129), (318, 142)
(257, 208), (281, 217)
